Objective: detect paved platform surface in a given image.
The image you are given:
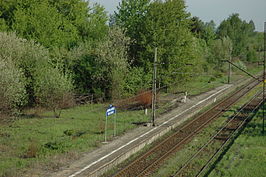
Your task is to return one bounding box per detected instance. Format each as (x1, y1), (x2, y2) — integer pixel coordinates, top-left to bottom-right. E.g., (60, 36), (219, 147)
(52, 84), (235, 177)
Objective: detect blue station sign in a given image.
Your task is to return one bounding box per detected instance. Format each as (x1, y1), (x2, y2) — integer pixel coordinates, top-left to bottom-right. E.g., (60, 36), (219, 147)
(106, 105), (116, 116)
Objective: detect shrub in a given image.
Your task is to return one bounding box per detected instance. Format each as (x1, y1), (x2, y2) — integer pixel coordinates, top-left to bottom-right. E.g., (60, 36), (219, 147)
(0, 59), (27, 115)
(0, 32), (75, 116)
(0, 32), (50, 105)
(34, 66), (74, 118)
(123, 67), (152, 96)
(136, 90), (152, 108)
(246, 49), (258, 62)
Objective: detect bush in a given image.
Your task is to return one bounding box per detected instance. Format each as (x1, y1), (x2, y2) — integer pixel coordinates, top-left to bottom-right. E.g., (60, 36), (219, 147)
(0, 32), (50, 105)
(0, 59), (27, 115)
(0, 32), (75, 116)
(34, 66), (74, 118)
(246, 49), (258, 62)
(136, 90), (152, 108)
(123, 67), (152, 96)
(0, 32), (50, 70)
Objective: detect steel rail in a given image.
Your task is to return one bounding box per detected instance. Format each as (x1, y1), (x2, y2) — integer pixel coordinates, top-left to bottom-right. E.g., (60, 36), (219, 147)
(195, 95), (263, 177)
(173, 90), (263, 177)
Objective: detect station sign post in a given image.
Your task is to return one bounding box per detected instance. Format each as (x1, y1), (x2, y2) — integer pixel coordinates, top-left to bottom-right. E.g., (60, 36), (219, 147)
(105, 105), (117, 142)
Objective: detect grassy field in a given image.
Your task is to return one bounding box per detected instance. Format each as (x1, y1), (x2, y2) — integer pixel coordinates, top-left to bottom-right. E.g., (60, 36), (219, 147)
(0, 64), (262, 176)
(208, 106), (266, 177)
(0, 105), (149, 176)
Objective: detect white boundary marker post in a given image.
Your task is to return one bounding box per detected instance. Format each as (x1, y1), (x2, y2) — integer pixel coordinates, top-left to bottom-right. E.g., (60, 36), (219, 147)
(114, 112), (117, 137)
(104, 114), (108, 143)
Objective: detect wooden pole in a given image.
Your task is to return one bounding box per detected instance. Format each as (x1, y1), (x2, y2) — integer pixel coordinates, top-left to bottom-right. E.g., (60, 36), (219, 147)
(152, 48), (158, 127)
(263, 22), (266, 134)
(228, 55), (232, 84)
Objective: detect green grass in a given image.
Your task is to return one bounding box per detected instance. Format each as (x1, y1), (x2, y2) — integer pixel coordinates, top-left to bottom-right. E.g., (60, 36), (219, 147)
(167, 67), (259, 96)
(208, 107), (266, 177)
(167, 74), (227, 96)
(0, 104), (149, 176)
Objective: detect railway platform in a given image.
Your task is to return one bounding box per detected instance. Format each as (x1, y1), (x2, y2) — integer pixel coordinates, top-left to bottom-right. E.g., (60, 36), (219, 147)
(51, 83), (235, 177)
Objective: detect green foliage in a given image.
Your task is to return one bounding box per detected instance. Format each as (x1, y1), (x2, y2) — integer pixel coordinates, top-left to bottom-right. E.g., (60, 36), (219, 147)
(123, 67), (152, 96)
(140, 0), (204, 86)
(47, 0), (107, 42)
(0, 0), (263, 113)
(115, 0), (150, 66)
(34, 66), (74, 117)
(0, 32), (74, 114)
(233, 60), (247, 71)
(0, 59), (27, 114)
(0, 0), (108, 49)
(191, 17), (216, 44)
(0, 18), (7, 31)
(86, 3), (109, 41)
(95, 26), (130, 99)
(0, 0), (109, 101)
(13, 0), (79, 48)
(0, 32), (51, 105)
(217, 14), (255, 59)
(92, 27), (129, 98)
(246, 48), (258, 62)
(208, 37), (233, 71)
(67, 27), (130, 99)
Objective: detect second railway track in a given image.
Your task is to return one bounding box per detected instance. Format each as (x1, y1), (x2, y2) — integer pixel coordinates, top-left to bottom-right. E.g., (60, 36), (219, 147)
(113, 77), (262, 177)
(174, 90), (264, 177)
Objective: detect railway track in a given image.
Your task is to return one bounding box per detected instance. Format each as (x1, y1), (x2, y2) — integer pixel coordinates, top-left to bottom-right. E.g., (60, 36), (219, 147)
(174, 90), (264, 177)
(112, 78), (261, 177)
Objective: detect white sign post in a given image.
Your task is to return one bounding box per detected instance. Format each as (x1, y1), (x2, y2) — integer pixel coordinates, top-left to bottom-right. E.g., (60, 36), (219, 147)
(105, 105), (116, 142)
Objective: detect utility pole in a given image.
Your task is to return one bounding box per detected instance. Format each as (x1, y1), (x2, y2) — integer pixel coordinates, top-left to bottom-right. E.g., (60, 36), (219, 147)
(228, 45), (232, 84)
(152, 47), (157, 127)
(228, 55), (232, 84)
(263, 22), (266, 134)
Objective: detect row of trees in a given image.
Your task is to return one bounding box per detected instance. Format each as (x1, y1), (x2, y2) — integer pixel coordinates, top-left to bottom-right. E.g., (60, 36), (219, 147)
(0, 0), (264, 116)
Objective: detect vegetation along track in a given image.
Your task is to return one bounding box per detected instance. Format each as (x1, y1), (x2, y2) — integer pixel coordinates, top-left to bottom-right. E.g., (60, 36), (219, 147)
(112, 77), (262, 177)
(174, 90), (264, 177)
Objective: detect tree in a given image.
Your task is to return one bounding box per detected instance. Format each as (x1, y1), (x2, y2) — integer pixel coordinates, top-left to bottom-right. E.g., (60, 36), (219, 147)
(191, 16), (205, 38)
(140, 0), (204, 86)
(95, 26), (130, 99)
(86, 3), (109, 42)
(190, 17), (216, 45)
(69, 27), (130, 99)
(13, 0), (79, 48)
(208, 37), (233, 71)
(217, 14), (255, 59)
(115, 0), (151, 66)
(0, 0), (108, 48)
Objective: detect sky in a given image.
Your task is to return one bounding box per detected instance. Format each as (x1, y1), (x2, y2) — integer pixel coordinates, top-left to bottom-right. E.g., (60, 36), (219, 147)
(90, 0), (266, 32)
